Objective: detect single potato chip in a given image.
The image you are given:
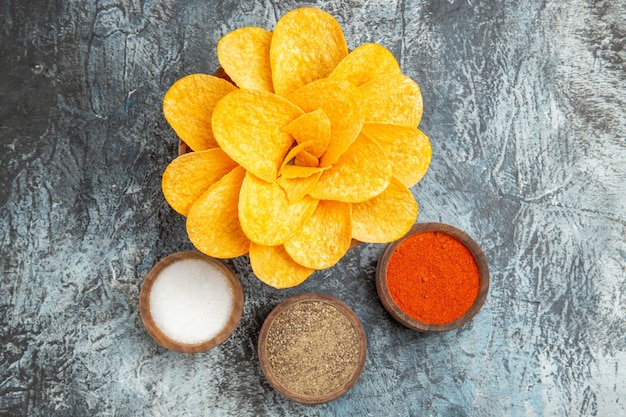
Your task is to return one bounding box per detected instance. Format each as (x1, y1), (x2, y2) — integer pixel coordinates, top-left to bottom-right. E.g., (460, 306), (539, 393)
(217, 27), (274, 92)
(284, 200), (352, 270)
(360, 73), (423, 127)
(271, 8), (348, 96)
(351, 177), (418, 243)
(287, 79), (364, 166)
(295, 150), (319, 167)
(213, 89), (303, 182)
(279, 140), (315, 175)
(310, 133), (392, 202)
(249, 243), (315, 289)
(329, 43), (401, 86)
(162, 148), (238, 216)
(282, 108), (331, 158)
(163, 74), (237, 151)
(361, 123), (432, 188)
(280, 164), (328, 179)
(186, 166), (250, 258)
(239, 172), (318, 246)
(277, 171), (323, 203)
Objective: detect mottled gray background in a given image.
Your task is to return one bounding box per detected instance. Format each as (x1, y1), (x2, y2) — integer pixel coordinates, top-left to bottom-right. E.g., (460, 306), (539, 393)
(1, 0), (624, 416)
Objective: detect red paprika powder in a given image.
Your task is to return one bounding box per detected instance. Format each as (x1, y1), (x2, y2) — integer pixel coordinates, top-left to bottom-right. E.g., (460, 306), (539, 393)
(386, 231), (480, 324)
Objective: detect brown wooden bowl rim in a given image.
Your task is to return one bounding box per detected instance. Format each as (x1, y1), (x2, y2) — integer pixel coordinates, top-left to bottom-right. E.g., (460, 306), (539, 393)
(139, 251), (244, 353)
(257, 293), (367, 405)
(376, 222), (489, 332)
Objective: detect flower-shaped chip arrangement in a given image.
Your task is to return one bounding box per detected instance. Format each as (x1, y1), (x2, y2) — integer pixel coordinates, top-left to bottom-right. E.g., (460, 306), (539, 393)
(161, 8), (432, 288)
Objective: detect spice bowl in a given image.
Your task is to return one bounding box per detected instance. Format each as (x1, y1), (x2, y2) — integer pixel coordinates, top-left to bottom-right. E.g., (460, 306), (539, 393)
(139, 251), (244, 353)
(258, 293), (367, 405)
(376, 223), (489, 332)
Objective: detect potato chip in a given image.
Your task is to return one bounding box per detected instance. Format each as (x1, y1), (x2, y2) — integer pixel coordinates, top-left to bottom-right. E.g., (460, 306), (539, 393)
(284, 200), (352, 269)
(271, 8), (348, 96)
(249, 243), (315, 289)
(360, 73), (423, 127)
(361, 123), (432, 188)
(351, 177), (418, 243)
(163, 74), (237, 151)
(277, 171), (323, 203)
(212, 89), (303, 182)
(162, 148), (238, 216)
(186, 167), (250, 258)
(287, 79), (363, 166)
(279, 140), (315, 175)
(239, 172), (318, 246)
(295, 150), (319, 167)
(282, 108), (331, 158)
(310, 133), (392, 202)
(329, 43), (401, 86)
(217, 27), (274, 92)
(277, 156), (327, 202)
(280, 164), (328, 179)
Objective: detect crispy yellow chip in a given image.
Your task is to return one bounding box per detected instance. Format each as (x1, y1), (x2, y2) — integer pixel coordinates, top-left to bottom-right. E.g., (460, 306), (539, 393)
(329, 43), (401, 86)
(295, 150), (319, 167)
(361, 123), (432, 188)
(271, 8), (348, 96)
(310, 133), (392, 202)
(287, 79), (363, 166)
(217, 27), (274, 92)
(186, 167), (250, 258)
(213, 89), (303, 182)
(351, 177), (418, 243)
(282, 108), (331, 158)
(249, 243), (315, 289)
(163, 74), (237, 151)
(279, 140), (315, 175)
(277, 171), (323, 203)
(277, 159), (328, 203)
(239, 172), (318, 246)
(284, 200), (352, 269)
(162, 148), (238, 216)
(360, 73), (423, 127)
(280, 164), (328, 179)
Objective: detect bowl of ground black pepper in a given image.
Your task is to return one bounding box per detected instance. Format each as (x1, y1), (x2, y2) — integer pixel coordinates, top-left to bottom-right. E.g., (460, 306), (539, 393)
(258, 293), (367, 405)
(376, 222), (489, 332)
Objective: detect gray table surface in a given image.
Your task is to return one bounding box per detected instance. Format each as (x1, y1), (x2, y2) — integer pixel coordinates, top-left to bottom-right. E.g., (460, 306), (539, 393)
(1, 1), (625, 416)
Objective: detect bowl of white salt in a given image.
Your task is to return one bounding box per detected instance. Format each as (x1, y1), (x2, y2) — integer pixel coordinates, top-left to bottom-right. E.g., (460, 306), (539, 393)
(139, 251), (243, 353)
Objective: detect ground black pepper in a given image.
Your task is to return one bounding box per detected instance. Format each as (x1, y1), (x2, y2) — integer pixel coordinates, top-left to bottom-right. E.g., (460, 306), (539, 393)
(265, 300), (361, 397)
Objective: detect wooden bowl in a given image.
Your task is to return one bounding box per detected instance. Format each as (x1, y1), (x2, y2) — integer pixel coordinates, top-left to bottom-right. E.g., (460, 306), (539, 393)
(139, 251), (244, 353)
(376, 222), (489, 332)
(258, 293), (367, 405)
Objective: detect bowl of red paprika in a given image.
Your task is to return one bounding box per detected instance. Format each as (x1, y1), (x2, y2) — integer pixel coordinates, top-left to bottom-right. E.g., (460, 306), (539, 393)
(376, 222), (489, 332)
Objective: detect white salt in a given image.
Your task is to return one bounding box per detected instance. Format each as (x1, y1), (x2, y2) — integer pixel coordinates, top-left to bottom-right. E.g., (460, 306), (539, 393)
(149, 259), (234, 344)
